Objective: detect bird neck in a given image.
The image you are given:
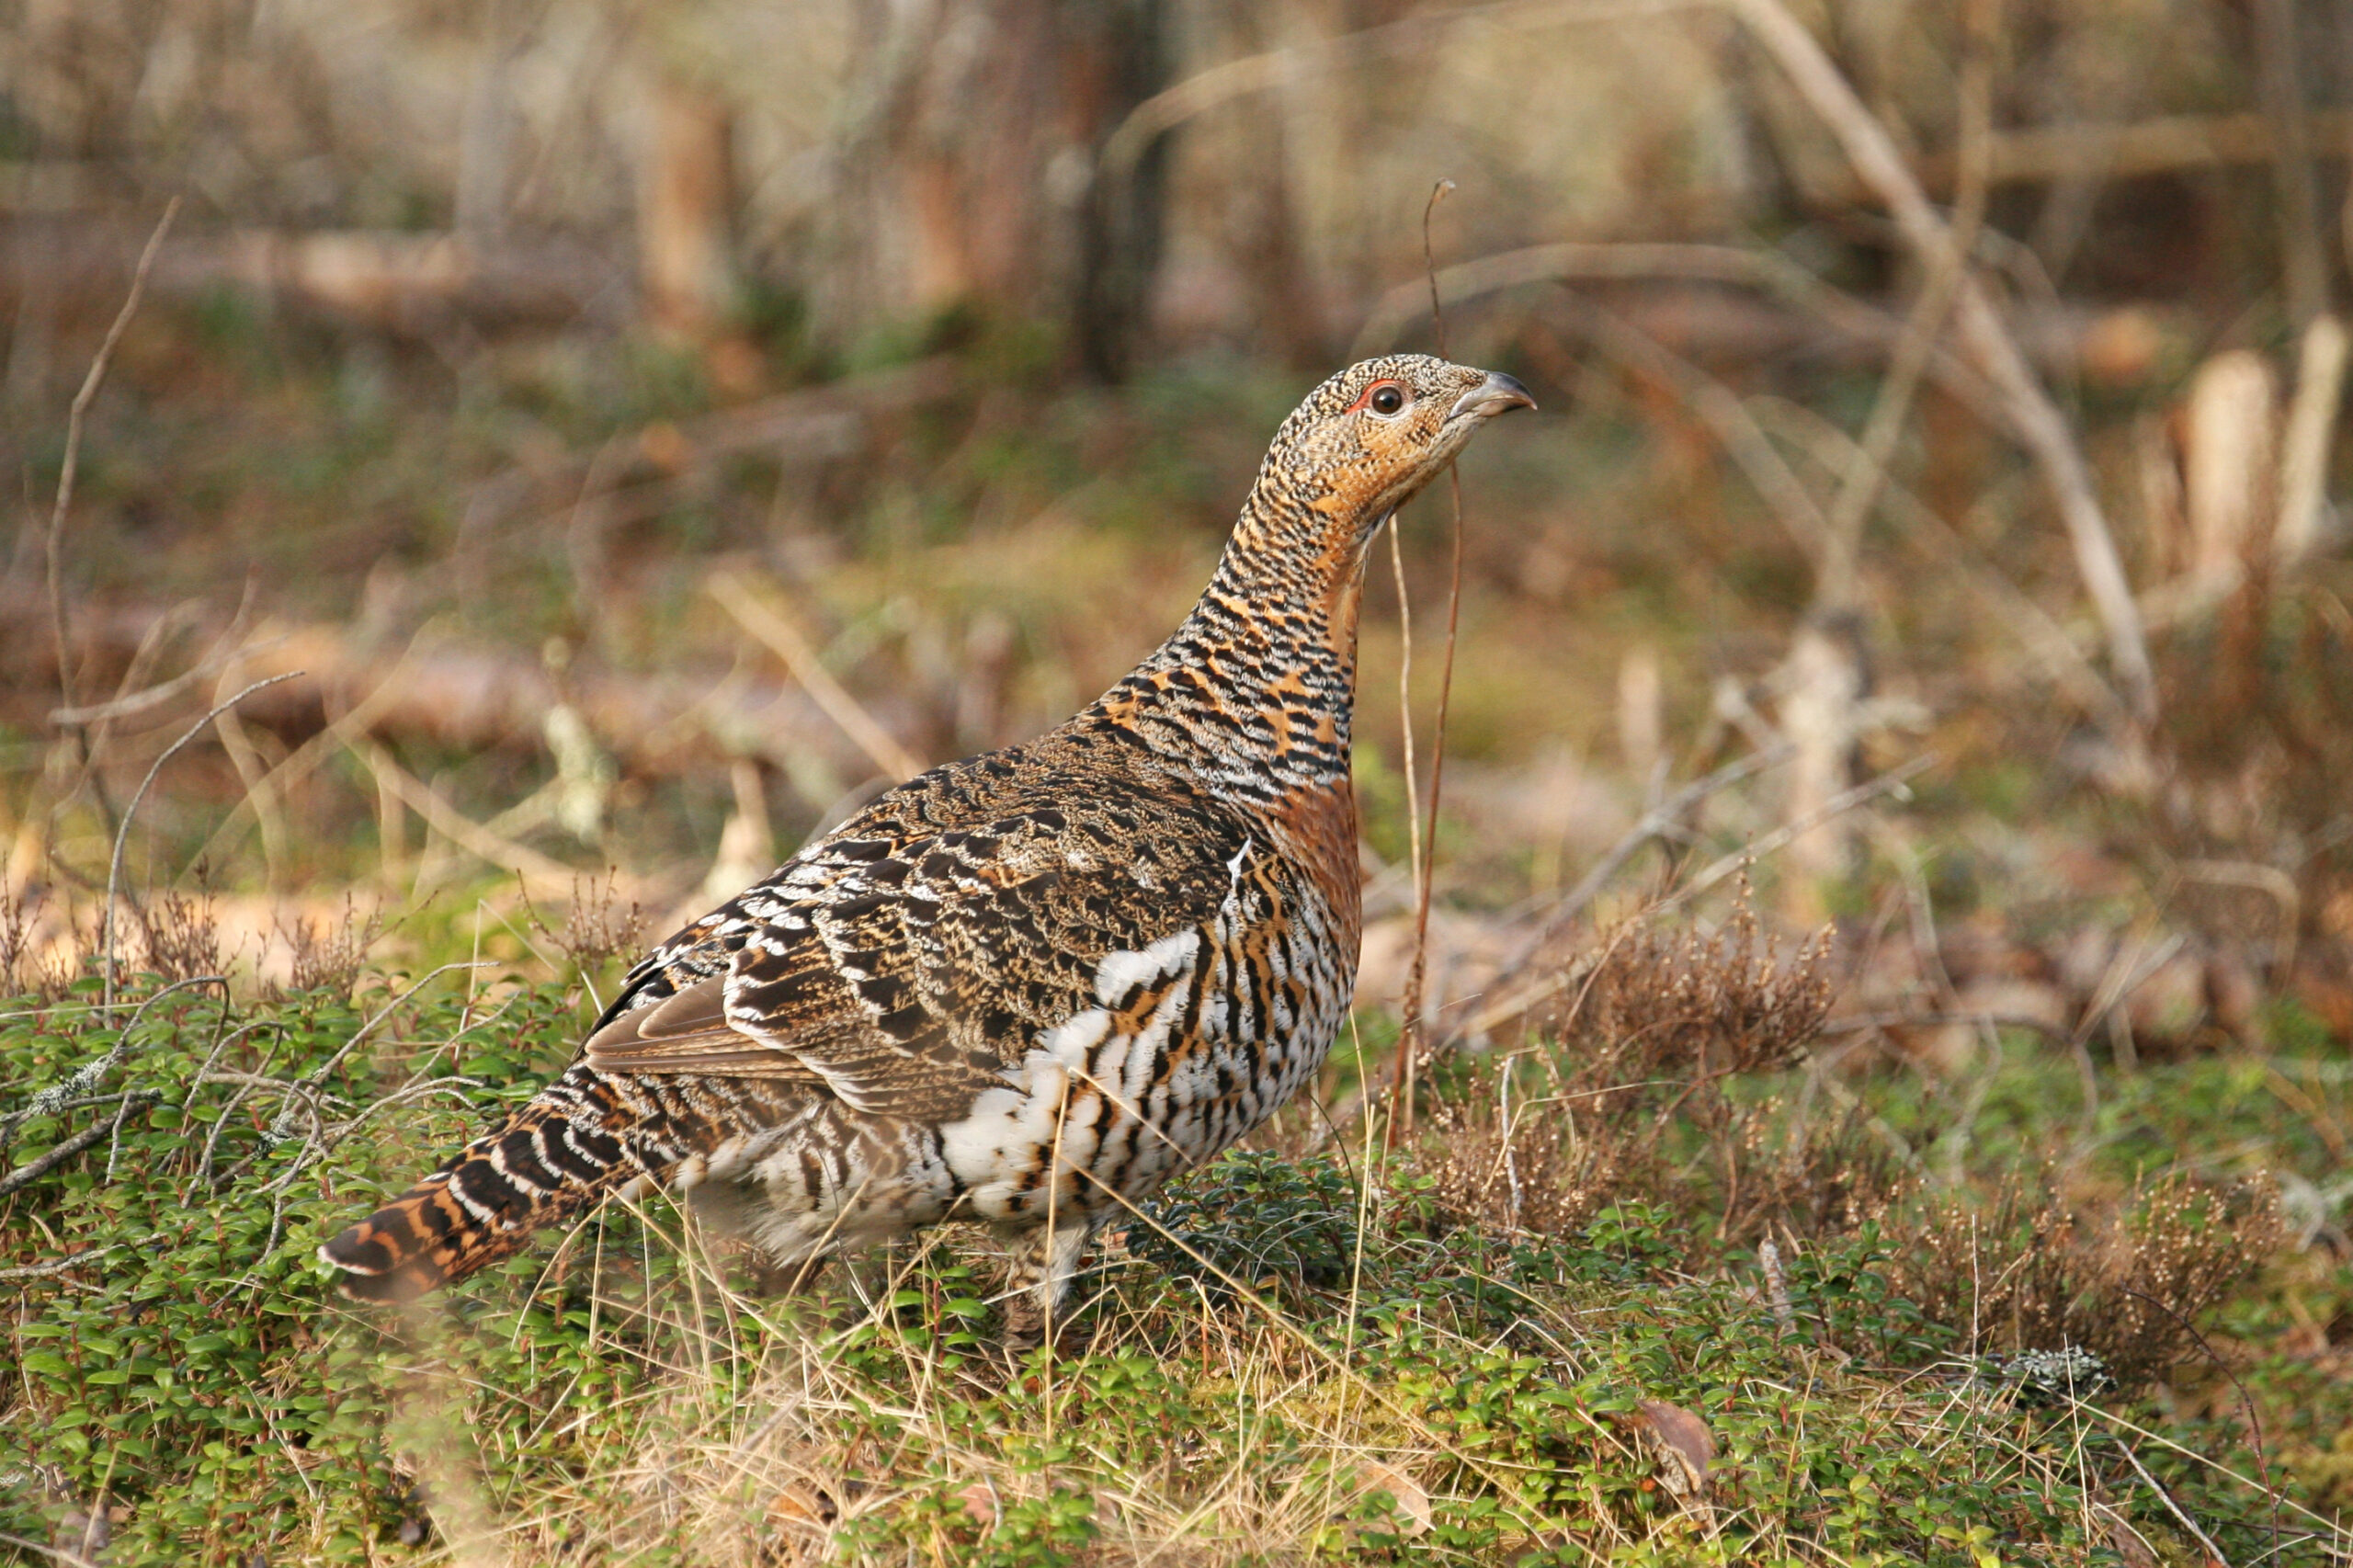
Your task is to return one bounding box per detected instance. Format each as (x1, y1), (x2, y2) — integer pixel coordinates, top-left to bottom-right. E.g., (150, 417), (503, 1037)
(1090, 483), (1373, 806)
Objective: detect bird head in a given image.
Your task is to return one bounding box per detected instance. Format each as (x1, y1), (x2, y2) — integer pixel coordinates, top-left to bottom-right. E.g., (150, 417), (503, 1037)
(1260, 354), (1536, 539)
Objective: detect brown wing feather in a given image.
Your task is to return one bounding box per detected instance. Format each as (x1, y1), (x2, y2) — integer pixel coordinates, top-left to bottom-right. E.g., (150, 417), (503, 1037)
(581, 976), (818, 1078)
(583, 793), (1258, 1120)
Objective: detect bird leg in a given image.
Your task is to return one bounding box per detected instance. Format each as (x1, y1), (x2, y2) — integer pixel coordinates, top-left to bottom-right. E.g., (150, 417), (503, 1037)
(995, 1214), (1094, 1349)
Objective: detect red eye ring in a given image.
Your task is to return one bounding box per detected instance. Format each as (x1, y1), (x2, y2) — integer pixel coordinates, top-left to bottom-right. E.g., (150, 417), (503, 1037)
(1345, 379), (1410, 416)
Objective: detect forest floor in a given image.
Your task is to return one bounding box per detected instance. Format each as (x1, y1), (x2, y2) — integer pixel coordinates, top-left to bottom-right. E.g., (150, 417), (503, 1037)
(2, 299), (2351, 1562)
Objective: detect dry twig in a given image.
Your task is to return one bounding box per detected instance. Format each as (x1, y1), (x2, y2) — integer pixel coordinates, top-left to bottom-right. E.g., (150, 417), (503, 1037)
(1725, 0), (2156, 724)
(1478, 742), (1795, 1010)
(0, 1100), (157, 1203)
(1813, 0), (1999, 610)
(1548, 312), (1829, 561)
(347, 745), (586, 900)
(1462, 755), (1932, 1036)
(45, 198), (180, 709)
(708, 573), (926, 784)
(100, 673), (302, 1015)
(1104, 0), (1702, 176)
(1392, 179), (1465, 1142)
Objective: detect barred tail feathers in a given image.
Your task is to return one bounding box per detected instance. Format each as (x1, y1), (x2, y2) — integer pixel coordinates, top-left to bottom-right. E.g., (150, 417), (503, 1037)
(320, 1062), (651, 1303)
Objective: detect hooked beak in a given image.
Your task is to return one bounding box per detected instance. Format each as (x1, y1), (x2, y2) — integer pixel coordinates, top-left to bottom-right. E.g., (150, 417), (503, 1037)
(1448, 370), (1537, 422)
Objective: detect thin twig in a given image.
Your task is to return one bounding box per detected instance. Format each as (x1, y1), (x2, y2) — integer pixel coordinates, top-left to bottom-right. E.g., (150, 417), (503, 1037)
(49, 628), (288, 727)
(7, 973), (226, 1137)
(301, 960), (498, 1088)
(0, 1098), (158, 1201)
(1386, 521), (1424, 924)
(1463, 755), (1932, 1035)
(1394, 179), (1461, 1142)
(1754, 396), (2139, 747)
(1813, 0), (1999, 612)
(1654, 754), (1936, 915)
(0, 1093), (143, 1153)
(1103, 0), (1703, 176)
(2115, 1283), (2279, 1550)
(349, 743), (585, 898)
(708, 573), (926, 783)
(100, 672), (301, 1016)
(1725, 0), (2156, 724)
(1485, 741), (1795, 994)
(0, 1246), (122, 1284)
(185, 621), (440, 875)
(46, 198), (180, 709)
(2110, 1431), (2234, 1568)
(1551, 310), (1830, 561)
(0, 1528), (102, 1568)
(1816, 1009), (2074, 1047)
(1355, 240), (2004, 423)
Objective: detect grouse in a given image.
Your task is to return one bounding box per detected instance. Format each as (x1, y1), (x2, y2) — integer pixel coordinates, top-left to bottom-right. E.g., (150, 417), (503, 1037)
(321, 356), (1534, 1327)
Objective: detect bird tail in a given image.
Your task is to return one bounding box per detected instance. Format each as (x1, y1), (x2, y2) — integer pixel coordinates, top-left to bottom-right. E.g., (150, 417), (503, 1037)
(320, 1062), (654, 1303)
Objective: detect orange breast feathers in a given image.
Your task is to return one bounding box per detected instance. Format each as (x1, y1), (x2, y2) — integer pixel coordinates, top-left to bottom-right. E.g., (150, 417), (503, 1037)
(1267, 777), (1362, 947)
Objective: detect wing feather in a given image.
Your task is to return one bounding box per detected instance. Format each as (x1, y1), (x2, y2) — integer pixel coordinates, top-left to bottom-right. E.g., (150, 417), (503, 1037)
(575, 782), (1270, 1121)
(582, 977), (819, 1079)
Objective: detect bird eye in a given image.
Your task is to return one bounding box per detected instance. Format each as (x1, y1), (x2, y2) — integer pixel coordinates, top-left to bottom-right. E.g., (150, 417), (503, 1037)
(1370, 384), (1405, 415)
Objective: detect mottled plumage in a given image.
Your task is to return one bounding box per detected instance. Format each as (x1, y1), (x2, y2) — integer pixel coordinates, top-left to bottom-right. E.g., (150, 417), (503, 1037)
(322, 356), (1533, 1323)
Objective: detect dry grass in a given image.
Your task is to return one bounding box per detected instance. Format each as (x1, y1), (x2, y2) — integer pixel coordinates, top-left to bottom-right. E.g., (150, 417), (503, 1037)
(0, 875), (2336, 1563)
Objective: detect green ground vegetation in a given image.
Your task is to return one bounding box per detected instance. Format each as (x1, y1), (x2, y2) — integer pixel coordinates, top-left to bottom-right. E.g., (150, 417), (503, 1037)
(0, 905), (2342, 1565)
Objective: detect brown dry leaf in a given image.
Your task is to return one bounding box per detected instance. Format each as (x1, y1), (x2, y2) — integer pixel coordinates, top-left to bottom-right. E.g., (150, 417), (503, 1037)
(1628, 1399), (1715, 1497)
(2101, 1506), (2160, 1568)
(955, 1481), (1000, 1528)
(764, 1480), (838, 1528)
(1353, 1460), (1433, 1537)
(758, 1480), (840, 1568)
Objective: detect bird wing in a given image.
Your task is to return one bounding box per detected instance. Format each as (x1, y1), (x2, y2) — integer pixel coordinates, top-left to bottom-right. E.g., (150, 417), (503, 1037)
(583, 783), (1275, 1121)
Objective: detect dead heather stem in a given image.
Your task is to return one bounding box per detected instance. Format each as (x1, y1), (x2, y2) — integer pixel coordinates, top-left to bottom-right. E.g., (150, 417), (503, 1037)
(1393, 177), (1470, 1145)
(276, 894), (389, 996)
(1420, 895), (1842, 1242)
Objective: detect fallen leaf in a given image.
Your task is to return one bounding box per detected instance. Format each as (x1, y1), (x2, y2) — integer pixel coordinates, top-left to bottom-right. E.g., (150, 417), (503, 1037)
(955, 1481), (999, 1528)
(1354, 1460), (1432, 1536)
(765, 1481), (839, 1527)
(1626, 1398), (1715, 1497)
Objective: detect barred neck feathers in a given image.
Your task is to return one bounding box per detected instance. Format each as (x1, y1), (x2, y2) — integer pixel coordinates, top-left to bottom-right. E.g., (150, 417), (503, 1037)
(1104, 492), (1368, 805)
(1087, 354), (1534, 809)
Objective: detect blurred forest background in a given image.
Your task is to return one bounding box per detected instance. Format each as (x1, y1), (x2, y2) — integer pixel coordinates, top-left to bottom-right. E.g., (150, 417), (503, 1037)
(7, 0), (2353, 1042)
(8, 0), (2353, 1557)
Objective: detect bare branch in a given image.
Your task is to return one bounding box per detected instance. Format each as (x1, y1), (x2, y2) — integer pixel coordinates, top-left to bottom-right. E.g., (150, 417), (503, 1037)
(50, 629), (288, 728)
(1725, 0), (2156, 724)
(1103, 0), (1704, 176)
(708, 573), (927, 783)
(347, 744), (586, 898)
(1656, 754), (1936, 915)
(46, 198), (180, 709)
(1463, 755), (1934, 1036)
(0, 1246), (121, 1284)
(1813, 0), (2000, 611)
(1393, 179), (1465, 1142)
(0, 1096), (159, 1201)
(101, 673), (303, 1014)
(1549, 312), (1830, 560)
(1485, 742), (1795, 990)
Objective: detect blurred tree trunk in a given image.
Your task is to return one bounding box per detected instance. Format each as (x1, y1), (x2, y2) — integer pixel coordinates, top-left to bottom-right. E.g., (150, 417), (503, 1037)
(816, 0), (1168, 379)
(638, 67), (741, 343)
